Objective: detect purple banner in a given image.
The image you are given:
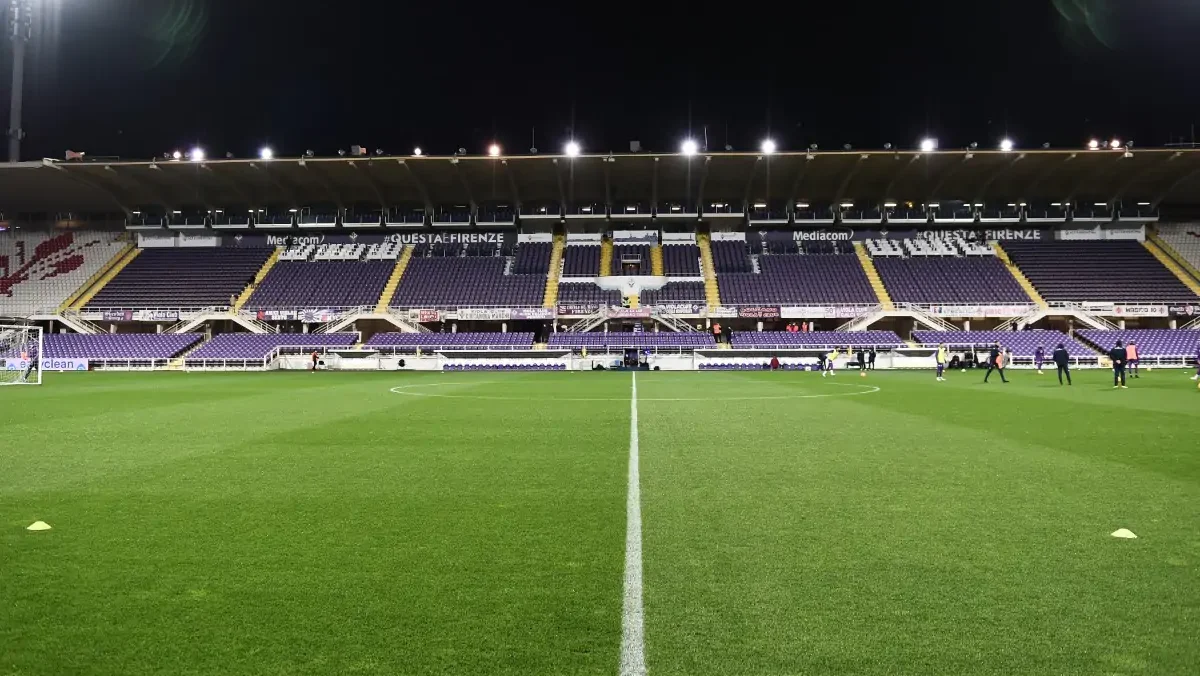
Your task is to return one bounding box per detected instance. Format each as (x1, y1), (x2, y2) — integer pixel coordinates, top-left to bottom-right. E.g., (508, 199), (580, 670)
(654, 303), (707, 314)
(607, 307), (653, 319)
(101, 310), (133, 322)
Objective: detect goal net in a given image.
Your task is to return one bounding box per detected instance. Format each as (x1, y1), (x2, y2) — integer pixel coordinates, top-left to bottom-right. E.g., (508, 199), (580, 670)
(0, 325), (43, 386)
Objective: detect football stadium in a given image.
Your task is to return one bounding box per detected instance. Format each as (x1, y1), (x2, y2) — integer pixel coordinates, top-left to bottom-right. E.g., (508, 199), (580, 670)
(4, 3), (1200, 676)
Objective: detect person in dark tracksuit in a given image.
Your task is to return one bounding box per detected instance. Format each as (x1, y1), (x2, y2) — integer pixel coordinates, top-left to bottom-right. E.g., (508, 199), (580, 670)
(1109, 340), (1128, 389)
(984, 343), (1008, 383)
(1052, 343), (1071, 385)
(869, 347), (877, 370)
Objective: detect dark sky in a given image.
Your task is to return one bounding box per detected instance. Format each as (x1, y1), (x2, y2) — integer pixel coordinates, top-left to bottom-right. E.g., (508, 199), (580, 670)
(6, 0), (1200, 160)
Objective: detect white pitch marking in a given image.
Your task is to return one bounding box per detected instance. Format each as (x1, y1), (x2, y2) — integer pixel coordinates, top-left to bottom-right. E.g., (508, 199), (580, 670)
(389, 381), (880, 402)
(620, 371), (646, 676)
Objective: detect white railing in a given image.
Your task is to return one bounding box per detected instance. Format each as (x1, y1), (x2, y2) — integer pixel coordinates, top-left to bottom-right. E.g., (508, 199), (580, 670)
(835, 304), (884, 331)
(893, 303), (959, 332)
(58, 310), (105, 334)
(312, 305), (374, 333)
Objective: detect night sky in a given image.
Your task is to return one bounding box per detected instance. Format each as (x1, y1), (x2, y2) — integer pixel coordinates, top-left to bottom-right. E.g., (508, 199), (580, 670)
(5, 0), (1200, 161)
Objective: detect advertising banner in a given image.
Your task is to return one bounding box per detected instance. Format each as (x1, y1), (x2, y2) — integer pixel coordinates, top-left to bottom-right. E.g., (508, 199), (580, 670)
(3, 358), (31, 371)
(780, 306), (865, 319)
(510, 308), (555, 320)
(136, 310), (180, 322)
(607, 307), (653, 319)
(456, 308), (512, 321)
(1169, 304), (1197, 318)
(258, 310), (297, 321)
(654, 303), (707, 315)
(417, 309), (442, 323)
(32, 358), (88, 372)
(738, 306), (782, 319)
(225, 232), (511, 248)
(1111, 305), (1169, 317)
(557, 304), (600, 315)
(101, 310), (134, 322)
(924, 304), (1030, 317)
(300, 309), (333, 323)
(704, 307), (739, 319)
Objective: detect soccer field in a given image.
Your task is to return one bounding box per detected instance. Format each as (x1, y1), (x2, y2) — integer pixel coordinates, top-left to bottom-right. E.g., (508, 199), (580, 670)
(2, 369), (1198, 675)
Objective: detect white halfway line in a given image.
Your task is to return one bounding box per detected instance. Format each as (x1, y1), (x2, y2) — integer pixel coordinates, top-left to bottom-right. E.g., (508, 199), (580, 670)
(620, 371), (647, 676)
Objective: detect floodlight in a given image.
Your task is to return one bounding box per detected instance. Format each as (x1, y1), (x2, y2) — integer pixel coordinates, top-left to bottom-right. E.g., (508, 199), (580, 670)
(564, 140), (581, 157)
(413, 147), (422, 156)
(189, 147), (205, 162)
(1087, 139), (1100, 150)
(919, 138), (936, 153)
(1110, 139), (1122, 149)
(488, 143), (501, 157)
(999, 139), (1014, 152)
(259, 147), (274, 160)
(680, 139), (699, 156)
(172, 150), (183, 160)
(760, 139), (777, 154)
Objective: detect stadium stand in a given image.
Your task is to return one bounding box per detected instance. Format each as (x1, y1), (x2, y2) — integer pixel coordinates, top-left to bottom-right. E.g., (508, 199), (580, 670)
(246, 260), (394, 309)
(557, 283), (621, 307)
(661, 244), (702, 276)
(390, 243), (548, 308)
(612, 245), (652, 275)
(641, 282), (707, 304)
(86, 247), (274, 309)
(547, 333), (716, 349)
(711, 239), (754, 273)
(562, 244), (601, 276)
(1077, 329), (1200, 357)
(732, 330), (905, 348)
(912, 330), (1094, 357)
(42, 333), (201, 359)
(717, 253), (876, 305)
(365, 332), (535, 351)
(188, 333), (358, 359)
(512, 242), (552, 275)
(1154, 224), (1200, 273)
(0, 231), (126, 316)
(1002, 241), (1197, 303)
(866, 238), (1030, 304)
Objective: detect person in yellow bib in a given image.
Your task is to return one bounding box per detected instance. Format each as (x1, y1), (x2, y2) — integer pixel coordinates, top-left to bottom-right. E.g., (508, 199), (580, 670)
(822, 348), (840, 378)
(936, 344), (948, 381)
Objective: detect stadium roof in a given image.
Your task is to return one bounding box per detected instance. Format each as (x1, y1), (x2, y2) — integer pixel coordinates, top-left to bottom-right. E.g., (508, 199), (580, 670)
(2, 148), (1200, 216)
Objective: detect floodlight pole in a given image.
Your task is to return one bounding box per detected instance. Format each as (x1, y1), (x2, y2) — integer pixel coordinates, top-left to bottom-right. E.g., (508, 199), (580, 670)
(7, 0), (32, 163)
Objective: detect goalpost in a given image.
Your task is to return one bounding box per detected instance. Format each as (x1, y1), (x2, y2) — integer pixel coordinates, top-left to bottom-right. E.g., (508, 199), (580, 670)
(0, 324), (44, 386)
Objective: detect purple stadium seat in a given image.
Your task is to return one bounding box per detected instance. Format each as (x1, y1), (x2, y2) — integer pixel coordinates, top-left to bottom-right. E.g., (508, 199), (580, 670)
(391, 244), (547, 308)
(247, 261), (394, 309)
(365, 332), (534, 352)
(731, 331), (904, 348)
(189, 333), (358, 359)
(42, 333), (202, 359)
(718, 253), (876, 305)
(912, 330), (1094, 357)
(87, 248), (273, 309)
(547, 332), (716, 349)
(1077, 329), (1200, 357)
(1004, 241), (1197, 303)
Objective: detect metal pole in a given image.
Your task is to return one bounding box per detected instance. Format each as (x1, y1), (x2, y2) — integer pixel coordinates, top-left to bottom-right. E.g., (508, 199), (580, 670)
(7, 0), (32, 163)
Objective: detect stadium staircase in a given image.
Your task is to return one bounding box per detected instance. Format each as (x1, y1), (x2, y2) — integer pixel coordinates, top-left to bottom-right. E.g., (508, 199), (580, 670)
(543, 234), (565, 308)
(1142, 236), (1200, 297)
(233, 247), (283, 311)
(992, 242), (1048, 308)
(628, 294), (639, 309)
(650, 245), (664, 276)
(165, 339), (206, 371)
(68, 246), (141, 311)
(599, 237), (613, 276)
(375, 245), (414, 312)
(697, 233), (721, 308)
(853, 242), (895, 310)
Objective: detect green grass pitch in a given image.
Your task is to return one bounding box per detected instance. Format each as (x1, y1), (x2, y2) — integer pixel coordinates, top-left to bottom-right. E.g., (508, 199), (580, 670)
(2, 369), (1198, 675)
